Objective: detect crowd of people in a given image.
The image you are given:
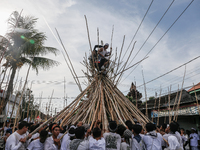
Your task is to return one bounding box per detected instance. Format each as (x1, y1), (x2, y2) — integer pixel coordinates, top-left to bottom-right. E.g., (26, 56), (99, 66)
(0, 119), (200, 150)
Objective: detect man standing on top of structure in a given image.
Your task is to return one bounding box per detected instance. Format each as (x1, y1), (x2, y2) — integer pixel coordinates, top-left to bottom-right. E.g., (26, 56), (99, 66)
(97, 43), (111, 71)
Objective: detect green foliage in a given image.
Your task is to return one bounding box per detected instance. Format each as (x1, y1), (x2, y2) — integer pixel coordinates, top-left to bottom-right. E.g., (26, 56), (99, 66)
(149, 96), (155, 101)
(126, 95), (136, 105)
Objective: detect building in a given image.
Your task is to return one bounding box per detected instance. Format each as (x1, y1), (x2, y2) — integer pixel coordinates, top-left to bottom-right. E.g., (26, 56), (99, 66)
(139, 83), (200, 130)
(0, 91), (21, 123)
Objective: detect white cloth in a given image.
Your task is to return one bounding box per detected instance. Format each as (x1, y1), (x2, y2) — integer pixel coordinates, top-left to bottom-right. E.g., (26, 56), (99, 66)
(98, 48), (107, 61)
(168, 135), (181, 150)
(131, 138), (144, 150)
(175, 131), (183, 149)
(27, 139), (44, 150)
(69, 139), (89, 150)
(4, 127), (9, 136)
(44, 136), (60, 150)
(5, 131), (28, 150)
(61, 133), (69, 150)
(103, 132), (121, 150)
(28, 133), (40, 144)
(143, 131), (163, 150)
(120, 142), (131, 150)
(89, 136), (105, 150)
(190, 133), (199, 147)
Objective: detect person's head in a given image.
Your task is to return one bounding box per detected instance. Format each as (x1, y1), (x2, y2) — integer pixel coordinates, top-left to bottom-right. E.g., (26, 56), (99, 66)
(116, 124), (126, 137)
(40, 130), (48, 143)
(49, 123), (56, 132)
(92, 127), (101, 139)
(77, 121), (83, 127)
(123, 129), (132, 145)
(18, 121), (28, 134)
(132, 124), (142, 135)
(180, 128), (185, 134)
(191, 128), (197, 133)
(169, 122), (178, 134)
(160, 124), (167, 132)
(125, 120), (132, 130)
(108, 121), (117, 133)
(5, 121), (10, 127)
(104, 43), (109, 49)
(186, 130), (191, 135)
(51, 124), (60, 137)
(68, 128), (76, 141)
(5, 130), (10, 137)
(75, 126), (85, 139)
(146, 123), (155, 132)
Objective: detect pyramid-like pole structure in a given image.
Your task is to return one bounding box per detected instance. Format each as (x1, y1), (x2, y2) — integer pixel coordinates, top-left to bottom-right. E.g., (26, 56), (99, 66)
(29, 17), (152, 138)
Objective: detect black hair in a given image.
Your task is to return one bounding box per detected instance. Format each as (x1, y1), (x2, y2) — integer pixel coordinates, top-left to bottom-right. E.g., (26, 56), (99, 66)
(146, 123), (155, 132)
(29, 125), (35, 133)
(18, 121), (28, 130)
(132, 124), (142, 135)
(109, 121), (117, 131)
(161, 123), (167, 131)
(93, 127), (101, 138)
(116, 124), (126, 137)
(40, 130), (48, 138)
(180, 128), (185, 131)
(169, 122), (178, 134)
(10, 124), (14, 128)
(125, 120), (133, 130)
(75, 126), (85, 139)
(34, 124), (40, 130)
(49, 123), (56, 132)
(52, 125), (60, 131)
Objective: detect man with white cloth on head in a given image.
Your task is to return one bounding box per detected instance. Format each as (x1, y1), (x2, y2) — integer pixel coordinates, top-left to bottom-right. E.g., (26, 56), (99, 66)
(190, 128), (200, 150)
(60, 125), (76, 150)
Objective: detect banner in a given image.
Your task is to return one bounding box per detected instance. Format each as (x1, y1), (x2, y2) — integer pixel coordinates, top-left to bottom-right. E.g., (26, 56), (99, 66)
(151, 105), (199, 118)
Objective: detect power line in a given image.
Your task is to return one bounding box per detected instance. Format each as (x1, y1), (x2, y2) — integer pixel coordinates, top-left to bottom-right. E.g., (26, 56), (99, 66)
(121, 0), (154, 60)
(127, 0), (175, 67)
(137, 55), (200, 88)
(121, 0), (195, 82)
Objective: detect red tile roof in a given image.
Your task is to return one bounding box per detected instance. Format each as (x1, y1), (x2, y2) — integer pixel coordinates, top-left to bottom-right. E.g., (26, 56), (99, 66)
(188, 82), (200, 92)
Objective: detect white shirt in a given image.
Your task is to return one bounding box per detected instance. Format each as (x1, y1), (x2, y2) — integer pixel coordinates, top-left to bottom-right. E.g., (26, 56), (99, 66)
(44, 136), (60, 150)
(120, 142), (131, 150)
(103, 132), (121, 150)
(131, 138), (144, 150)
(27, 139), (44, 150)
(28, 133), (40, 144)
(143, 131), (163, 150)
(168, 135), (181, 150)
(89, 136), (105, 150)
(190, 133), (199, 147)
(5, 131), (28, 150)
(69, 139), (89, 150)
(61, 133), (69, 150)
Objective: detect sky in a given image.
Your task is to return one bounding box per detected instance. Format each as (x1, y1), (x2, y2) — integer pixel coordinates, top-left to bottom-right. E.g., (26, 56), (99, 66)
(0, 0), (200, 114)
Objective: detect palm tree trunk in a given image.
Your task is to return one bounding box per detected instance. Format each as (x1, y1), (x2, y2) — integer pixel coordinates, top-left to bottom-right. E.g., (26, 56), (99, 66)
(0, 66), (17, 114)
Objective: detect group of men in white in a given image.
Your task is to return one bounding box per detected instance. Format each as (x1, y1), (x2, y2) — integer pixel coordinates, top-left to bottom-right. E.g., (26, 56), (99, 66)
(2, 119), (200, 150)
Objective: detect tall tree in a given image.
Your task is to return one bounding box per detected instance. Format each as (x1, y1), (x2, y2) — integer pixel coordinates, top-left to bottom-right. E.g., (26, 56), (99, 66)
(0, 11), (59, 114)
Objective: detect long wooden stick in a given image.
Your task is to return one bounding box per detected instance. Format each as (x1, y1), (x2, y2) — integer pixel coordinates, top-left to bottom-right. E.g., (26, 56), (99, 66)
(174, 66), (186, 121)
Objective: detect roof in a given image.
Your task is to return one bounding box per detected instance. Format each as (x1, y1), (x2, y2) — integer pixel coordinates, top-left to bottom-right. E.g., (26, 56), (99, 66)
(140, 89), (196, 110)
(188, 82), (200, 92)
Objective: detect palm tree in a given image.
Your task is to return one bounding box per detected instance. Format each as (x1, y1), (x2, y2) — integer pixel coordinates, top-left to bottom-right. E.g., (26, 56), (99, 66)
(0, 11), (59, 114)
